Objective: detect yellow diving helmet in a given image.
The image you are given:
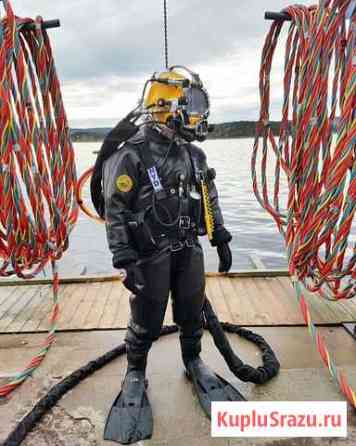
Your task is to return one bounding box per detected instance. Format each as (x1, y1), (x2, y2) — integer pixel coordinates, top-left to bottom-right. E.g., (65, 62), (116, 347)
(142, 65), (210, 141)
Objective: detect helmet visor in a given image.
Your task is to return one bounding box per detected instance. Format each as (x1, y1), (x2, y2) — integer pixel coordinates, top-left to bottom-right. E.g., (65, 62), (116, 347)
(185, 87), (209, 116)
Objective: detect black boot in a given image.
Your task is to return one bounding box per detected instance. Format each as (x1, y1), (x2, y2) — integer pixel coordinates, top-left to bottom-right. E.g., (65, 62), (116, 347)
(179, 324), (203, 369)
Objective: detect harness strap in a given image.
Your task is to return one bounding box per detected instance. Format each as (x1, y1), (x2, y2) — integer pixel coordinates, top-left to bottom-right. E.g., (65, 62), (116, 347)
(137, 133), (166, 198)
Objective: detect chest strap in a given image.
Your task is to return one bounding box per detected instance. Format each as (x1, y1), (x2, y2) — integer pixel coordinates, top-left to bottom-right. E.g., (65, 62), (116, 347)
(137, 136), (167, 200)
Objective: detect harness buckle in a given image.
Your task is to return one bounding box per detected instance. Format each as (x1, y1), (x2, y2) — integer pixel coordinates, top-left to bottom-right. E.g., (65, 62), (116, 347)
(185, 239), (195, 248)
(179, 216), (191, 230)
(170, 241), (184, 252)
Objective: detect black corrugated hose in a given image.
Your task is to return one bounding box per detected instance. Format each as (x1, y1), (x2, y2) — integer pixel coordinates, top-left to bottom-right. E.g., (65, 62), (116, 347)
(2, 298), (280, 446)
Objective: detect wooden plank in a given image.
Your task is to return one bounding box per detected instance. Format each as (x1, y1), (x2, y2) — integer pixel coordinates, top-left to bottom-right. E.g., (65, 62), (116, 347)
(98, 280), (116, 328)
(6, 285), (52, 333)
(323, 292), (356, 322)
(113, 285), (130, 328)
(206, 270), (290, 278)
(0, 275), (120, 287)
(218, 277), (240, 324)
(99, 281), (123, 328)
(24, 284), (73, 332)
(0, 287), (26, 321)
(302, 289), (340, 323)
(216, 277), (236, 322)
(55, 284), (87, 330)
(272, 277), (305, 323)
(35, 284), (77, 331)
(65, 283), (95, 330)
(304, 295), (331, 323)
(0, 269), (290, 288)
(84, 282), (108, 329)
(103, 282), (126, 328)
(0, 286), (20, 309)
(276, 278), (356, 324)
(241, 278), (272, 325)
(304, 289), (355, 324)
(206, 278), (232, 322)
(253, 277), (302, 325)
(95, 281), (114, 328)
(2, 274), (355, 332)
(265, 277), (304, 324)
(339, 298), (356, 322)
(21, 285), (59, 332)
(0, 286), (41, 331)
(229, 277), (257, 324)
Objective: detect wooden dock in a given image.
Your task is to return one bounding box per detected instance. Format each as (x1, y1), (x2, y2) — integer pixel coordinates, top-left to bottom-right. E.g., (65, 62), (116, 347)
(1, 271), (356, 333)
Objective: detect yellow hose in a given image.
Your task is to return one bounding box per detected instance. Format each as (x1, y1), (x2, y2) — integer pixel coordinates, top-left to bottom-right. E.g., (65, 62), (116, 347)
(201, 179), (215, 241)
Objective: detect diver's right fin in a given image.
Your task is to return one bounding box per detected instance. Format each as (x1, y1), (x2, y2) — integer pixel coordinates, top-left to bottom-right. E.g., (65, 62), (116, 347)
(103, 370), (153, 444)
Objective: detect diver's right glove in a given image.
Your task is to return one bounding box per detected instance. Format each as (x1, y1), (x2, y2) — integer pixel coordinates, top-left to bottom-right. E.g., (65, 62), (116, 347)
(118, 263), (145, 295)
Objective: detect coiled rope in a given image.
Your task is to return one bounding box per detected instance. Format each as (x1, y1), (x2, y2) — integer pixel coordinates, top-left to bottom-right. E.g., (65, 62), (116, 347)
(0, 0), (78, 397)
(253, 0), (355, 405)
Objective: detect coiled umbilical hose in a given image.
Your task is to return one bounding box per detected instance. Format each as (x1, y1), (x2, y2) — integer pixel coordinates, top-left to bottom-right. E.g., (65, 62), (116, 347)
(2, 298), (280, 446)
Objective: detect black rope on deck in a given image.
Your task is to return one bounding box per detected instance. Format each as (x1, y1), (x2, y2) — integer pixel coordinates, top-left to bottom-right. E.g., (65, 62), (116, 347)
(3, 298), (280, 446)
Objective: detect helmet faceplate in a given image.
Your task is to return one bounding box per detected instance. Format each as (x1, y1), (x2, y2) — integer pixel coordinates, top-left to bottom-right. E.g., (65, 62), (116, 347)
(143, 67), (210, 140)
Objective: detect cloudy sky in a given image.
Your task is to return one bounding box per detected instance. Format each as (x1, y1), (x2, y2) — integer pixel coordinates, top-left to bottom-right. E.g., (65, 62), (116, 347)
(10, 0), (314, 128)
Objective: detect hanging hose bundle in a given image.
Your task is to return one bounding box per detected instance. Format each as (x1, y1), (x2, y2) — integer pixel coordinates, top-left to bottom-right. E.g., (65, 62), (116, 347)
(253, 0), (355, 405)
(0, 0), (78, 397)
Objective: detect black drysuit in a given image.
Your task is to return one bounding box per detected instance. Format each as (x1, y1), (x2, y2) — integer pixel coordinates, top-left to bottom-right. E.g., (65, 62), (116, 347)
(102, 125), (231, 370)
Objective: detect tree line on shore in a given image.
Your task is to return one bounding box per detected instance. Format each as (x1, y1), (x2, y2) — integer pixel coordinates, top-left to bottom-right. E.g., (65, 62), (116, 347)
(70, 121), (282, 142)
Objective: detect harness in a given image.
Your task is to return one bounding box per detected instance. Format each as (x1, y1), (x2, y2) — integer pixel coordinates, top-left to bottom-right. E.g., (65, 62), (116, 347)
(131, 132), (199, 252)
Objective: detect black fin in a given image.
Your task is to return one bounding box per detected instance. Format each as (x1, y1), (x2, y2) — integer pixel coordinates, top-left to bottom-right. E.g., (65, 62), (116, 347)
(103, 370), (153, 444)
(186, 358), (246, 418)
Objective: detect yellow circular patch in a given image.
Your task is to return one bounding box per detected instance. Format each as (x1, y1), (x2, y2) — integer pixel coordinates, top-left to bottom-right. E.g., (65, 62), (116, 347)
(116, 175), (133, 192)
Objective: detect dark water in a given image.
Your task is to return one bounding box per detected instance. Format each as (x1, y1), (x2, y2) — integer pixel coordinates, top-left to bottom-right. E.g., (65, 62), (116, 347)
(57, 138), (289, 277)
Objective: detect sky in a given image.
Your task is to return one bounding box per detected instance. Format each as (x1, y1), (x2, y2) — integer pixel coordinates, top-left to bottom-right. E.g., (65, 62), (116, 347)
(6, 0), (314, 128)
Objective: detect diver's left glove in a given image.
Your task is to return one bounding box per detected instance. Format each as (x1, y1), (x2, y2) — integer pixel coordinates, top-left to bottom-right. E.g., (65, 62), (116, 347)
(216, 243), (232, 273)
(117, 263), (145, 295)
(211, 227), (233, 273)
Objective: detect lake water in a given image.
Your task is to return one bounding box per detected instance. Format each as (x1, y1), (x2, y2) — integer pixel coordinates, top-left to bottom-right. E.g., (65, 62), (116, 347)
(56, 138), (290, 277)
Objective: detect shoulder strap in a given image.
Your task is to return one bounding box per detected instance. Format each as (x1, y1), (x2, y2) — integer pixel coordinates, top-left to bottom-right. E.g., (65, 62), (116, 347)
(137, 131), (165, 196)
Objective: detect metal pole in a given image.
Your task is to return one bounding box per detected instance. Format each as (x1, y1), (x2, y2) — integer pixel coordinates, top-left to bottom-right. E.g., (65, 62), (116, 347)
(0, 0), (60, 31)
(22, 19), (61, 31)
(163, 0), (168, 69)
(264, 11), (291, 22)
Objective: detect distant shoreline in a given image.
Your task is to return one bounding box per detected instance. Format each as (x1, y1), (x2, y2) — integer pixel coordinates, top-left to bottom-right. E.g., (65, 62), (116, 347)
(71, 121), (281, 142)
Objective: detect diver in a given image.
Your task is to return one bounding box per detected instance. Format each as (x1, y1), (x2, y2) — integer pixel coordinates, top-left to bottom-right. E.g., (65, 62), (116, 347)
(100, 66), (243, 444)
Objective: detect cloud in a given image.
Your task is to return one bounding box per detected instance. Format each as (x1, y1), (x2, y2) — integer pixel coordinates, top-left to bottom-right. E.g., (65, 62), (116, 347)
(10, 0), (315, 126)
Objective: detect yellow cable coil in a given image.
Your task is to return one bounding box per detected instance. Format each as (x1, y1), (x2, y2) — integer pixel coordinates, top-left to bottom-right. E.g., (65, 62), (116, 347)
(201, 179), (215, 241)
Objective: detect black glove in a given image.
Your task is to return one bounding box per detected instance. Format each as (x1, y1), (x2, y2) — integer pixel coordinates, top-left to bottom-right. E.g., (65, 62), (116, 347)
(210, 226), (232, 247)
(121, 263), (145, 295)
(217, 242), (232, 273)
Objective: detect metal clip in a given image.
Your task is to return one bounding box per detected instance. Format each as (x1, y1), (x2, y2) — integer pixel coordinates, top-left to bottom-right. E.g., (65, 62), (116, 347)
(179, 216), (191, 230)
(170, 241), (184, 252)
(185, 239), (195, 248)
